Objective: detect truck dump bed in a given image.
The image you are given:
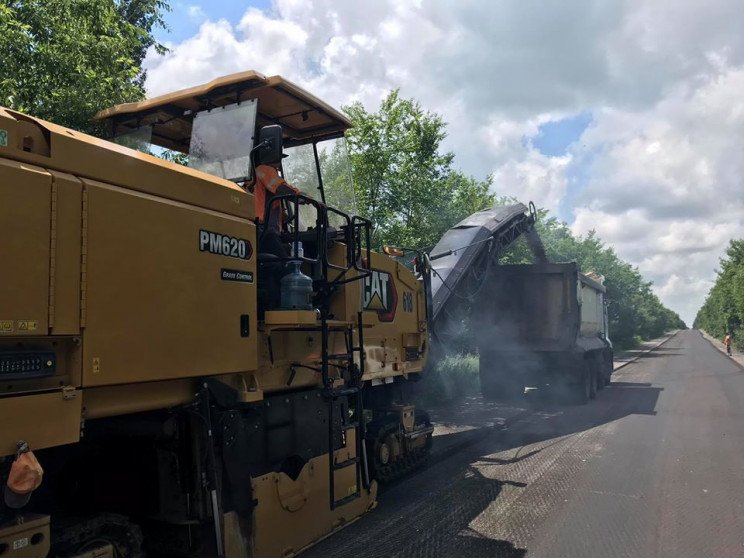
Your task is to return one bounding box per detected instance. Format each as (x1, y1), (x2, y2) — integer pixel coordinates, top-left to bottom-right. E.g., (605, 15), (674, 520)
(478, 263), (607, 353)
(475, 263), (612, 399)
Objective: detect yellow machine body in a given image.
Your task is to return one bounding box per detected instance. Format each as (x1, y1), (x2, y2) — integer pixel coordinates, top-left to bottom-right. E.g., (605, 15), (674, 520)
(0, 71), (429, 558)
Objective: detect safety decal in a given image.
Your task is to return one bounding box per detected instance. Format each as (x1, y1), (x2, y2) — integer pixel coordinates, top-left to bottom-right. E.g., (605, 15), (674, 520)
(0, 320), (12, 333)
(199, 230), (253, 260)
(17, 321), (38, 331)
(362, 270), (398, 322)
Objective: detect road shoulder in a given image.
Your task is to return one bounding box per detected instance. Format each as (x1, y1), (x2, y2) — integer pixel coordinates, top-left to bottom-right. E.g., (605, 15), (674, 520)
(699, 329), (744, 369)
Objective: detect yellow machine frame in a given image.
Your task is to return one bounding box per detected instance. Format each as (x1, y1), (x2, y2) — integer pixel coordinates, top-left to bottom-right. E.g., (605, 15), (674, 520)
(0, 71), (430, 557)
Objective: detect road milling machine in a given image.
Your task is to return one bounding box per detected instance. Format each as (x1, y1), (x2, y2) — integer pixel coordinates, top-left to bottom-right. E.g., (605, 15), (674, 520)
(0, 71), (433, 557)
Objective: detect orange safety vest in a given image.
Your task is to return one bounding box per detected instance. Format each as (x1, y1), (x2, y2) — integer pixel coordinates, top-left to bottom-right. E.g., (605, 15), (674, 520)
(253, 165), (300, 230)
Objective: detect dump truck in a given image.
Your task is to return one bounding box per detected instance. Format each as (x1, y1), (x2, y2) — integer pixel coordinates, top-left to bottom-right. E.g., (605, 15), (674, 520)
(0, 71), (432, 558)
(475, 263), (613, 403)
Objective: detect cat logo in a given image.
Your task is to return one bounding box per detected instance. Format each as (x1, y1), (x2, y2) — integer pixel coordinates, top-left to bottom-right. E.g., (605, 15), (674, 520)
(362, 270), (398, 322)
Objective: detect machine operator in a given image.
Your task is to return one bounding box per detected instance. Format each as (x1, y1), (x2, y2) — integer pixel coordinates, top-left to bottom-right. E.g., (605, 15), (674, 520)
(250, 153), (302, 258)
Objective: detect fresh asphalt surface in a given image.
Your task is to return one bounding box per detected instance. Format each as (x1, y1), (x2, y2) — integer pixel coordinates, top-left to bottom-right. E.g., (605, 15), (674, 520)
(304, 330), (744, 557)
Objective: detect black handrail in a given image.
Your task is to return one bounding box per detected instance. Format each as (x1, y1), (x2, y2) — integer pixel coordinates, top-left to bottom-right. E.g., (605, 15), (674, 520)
(266, 192), (372, 289)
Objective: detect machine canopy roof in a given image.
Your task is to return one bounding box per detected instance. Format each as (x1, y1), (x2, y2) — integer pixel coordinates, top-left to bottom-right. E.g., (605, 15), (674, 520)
(94, 71), (352, 153)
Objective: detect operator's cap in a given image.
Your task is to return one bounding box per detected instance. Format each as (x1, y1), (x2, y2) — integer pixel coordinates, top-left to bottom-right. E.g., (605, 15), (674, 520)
(4, 450), (43, 509)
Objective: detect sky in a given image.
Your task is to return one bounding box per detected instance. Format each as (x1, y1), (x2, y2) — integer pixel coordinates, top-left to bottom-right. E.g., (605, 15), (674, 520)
(144, 0), (744, 327)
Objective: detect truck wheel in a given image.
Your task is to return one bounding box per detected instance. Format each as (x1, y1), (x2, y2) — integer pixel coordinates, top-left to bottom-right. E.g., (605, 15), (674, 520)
(572, 366), (591, 405)
(594, 355), (605, 391)
(605, 355), (613, 386)
(589, 363), (598, 399)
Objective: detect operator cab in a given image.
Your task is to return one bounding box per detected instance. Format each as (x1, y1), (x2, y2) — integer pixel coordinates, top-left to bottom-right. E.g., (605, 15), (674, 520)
(95, 71), (370, 316)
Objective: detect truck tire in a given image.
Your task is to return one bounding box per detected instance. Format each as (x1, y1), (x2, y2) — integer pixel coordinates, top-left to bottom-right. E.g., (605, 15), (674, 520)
(594, 354), (605, 391)
(589, 362), (598, 399)
(572, 366), (592, 405)
(604, 353), (614, 386)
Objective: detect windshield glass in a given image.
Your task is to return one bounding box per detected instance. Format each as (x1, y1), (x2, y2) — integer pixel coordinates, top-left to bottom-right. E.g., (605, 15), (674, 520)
(188, 100), (258, 181)
(283, 137), (357, 229)
(112, 125), (153, 154)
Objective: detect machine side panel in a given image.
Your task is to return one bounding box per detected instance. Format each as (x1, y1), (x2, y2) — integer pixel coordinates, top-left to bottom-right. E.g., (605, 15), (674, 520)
(50, 171), (83, 334)
(361, 252), (426, 380)
(0, 107), (254, 221)
(0, 390), (82, 456)
(82, 180), (258, 387)
(0, 158), (52, 335)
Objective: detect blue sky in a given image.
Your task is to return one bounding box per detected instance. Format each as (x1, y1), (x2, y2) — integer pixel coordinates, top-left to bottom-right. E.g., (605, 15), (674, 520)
(531, 112), (592, 158)
(534, 112), (594, 221)
(519, 112), (594, 221)
(155, 1), (271, 43)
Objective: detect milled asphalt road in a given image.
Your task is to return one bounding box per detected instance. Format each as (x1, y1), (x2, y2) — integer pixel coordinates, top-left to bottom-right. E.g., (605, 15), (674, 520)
(304, 330), (744, 558)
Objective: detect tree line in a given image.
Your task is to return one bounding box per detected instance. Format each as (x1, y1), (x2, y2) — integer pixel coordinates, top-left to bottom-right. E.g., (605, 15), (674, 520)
(0, 0), (684, 350)
(694, 240), (744, 348)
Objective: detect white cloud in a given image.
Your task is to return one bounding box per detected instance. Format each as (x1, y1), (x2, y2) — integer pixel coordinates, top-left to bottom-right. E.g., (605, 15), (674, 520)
(187, 6), (206, 22)
(571, 63), (744, 324)
(144, 0), (744, 325)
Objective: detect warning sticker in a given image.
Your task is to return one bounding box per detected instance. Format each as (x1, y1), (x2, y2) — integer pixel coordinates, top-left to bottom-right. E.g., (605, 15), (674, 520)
(17, 320), (38, 331)
(0, 129), (7, 147)
(0, 321), (13, 332)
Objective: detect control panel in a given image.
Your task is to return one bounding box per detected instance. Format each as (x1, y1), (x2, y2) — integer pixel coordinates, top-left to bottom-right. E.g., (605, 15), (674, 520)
(0, 351), (56, 380)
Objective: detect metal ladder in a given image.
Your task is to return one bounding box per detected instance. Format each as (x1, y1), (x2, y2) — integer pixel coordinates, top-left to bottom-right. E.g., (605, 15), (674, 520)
(321, 310), (370, 510)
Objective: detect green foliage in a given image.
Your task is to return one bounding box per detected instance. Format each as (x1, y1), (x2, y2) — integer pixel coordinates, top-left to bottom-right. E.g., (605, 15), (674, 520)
(413, 354), (480, 407)
(344, 91), (495, 249)
(283, 140), (356, 212)
(0, 0), (169, 134)
(694, 239), (744, 349)
(158, 149), (189, 166)
(503, 212), (686, 349)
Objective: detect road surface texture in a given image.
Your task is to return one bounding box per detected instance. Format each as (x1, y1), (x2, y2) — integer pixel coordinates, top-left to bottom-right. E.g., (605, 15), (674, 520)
(305, 330), (744, 558)
(612, 331), (679, 370)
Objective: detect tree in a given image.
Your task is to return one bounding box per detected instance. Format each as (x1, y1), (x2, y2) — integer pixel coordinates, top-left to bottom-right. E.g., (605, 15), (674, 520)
(344, 91), (494, 249)
(0, 0), (169, 134)
(695, 239), (744, 349)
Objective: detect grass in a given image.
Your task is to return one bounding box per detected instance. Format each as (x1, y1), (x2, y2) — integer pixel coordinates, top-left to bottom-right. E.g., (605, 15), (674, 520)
(413, 354), (480, 408)
(612, 336), (643, 353)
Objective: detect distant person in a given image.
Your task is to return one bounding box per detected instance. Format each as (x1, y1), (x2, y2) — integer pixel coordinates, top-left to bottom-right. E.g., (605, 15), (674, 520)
(724, 333), (732, 356)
